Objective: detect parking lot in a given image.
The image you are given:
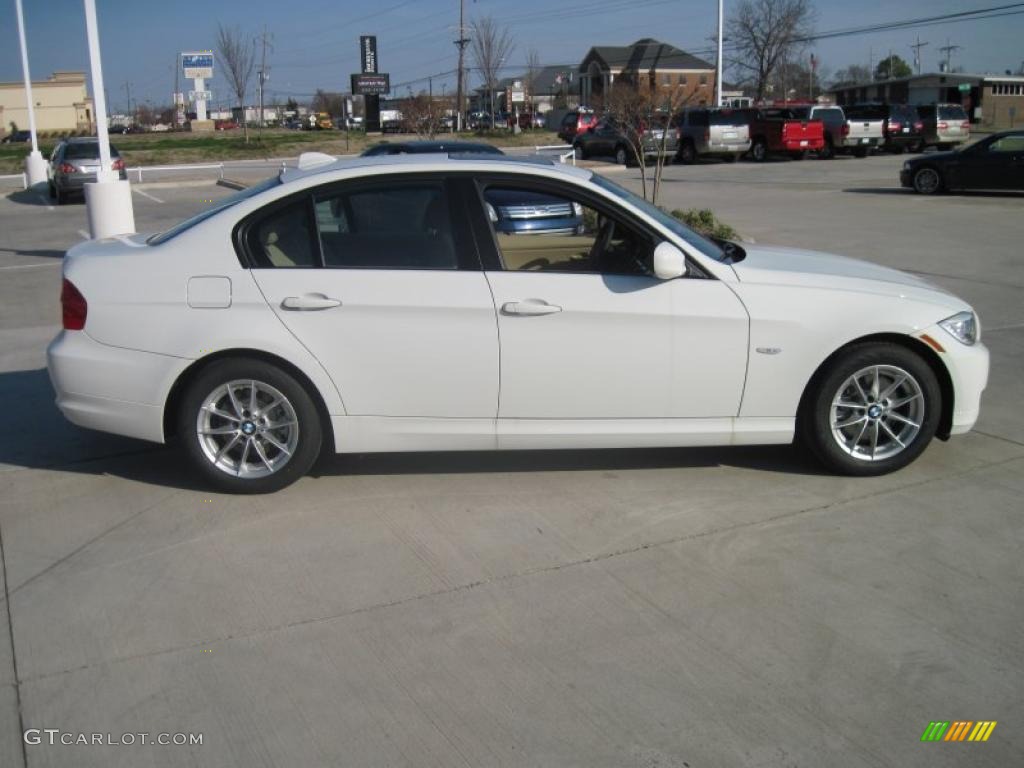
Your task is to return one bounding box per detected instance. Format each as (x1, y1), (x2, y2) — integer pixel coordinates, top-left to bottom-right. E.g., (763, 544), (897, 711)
(1, 152), (1022, 767)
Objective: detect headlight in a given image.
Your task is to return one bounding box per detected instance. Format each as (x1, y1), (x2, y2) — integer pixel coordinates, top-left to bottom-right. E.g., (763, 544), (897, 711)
(902, 160), (911, 170)
(939, 311), (979, 345)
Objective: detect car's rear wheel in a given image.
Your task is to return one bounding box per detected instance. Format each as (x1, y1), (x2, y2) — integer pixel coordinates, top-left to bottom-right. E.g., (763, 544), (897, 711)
(178, 359), (322, 493)
(678, 141), (696, 164)
(48, 181), (56, 198)
(614, 145), (629, 166)
(818, 139), (834, 159)
(751, 138), (767, 162)
(799, 343), (940, 476)
(573, 143), (585, 160)
(912, 166), (943, 195)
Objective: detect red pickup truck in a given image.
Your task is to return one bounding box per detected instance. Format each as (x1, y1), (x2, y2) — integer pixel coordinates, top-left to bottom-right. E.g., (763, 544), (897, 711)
(737, 107), (825, 161)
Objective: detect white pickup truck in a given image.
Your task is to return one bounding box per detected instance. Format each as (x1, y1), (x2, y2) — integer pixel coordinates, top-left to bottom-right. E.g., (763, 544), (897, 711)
(792, 104), (883, 159)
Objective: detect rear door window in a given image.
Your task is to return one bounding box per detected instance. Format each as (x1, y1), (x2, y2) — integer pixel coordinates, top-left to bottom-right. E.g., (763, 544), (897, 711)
(939, 105), (967, 120)
(709, 110), (746, 126)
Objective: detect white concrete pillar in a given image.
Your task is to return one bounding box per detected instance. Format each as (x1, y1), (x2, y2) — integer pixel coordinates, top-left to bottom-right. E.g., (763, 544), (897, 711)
(14, 0), (47, 187)
(82, 0), (135, 238)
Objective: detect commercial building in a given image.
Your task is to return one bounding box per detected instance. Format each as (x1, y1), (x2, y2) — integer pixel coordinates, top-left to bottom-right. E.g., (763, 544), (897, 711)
(0, 71), (94, 137)
(828, 72), (1024, 130)
(577, 38), (716, 107)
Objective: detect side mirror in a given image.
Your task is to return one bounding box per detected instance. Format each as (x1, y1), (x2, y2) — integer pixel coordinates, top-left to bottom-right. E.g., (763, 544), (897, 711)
(653, 241), (687, 280)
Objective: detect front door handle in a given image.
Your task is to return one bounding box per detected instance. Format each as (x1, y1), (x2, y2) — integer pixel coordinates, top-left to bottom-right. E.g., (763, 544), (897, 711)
(501, 300), (562, 316)
(281, 294), (342, 311)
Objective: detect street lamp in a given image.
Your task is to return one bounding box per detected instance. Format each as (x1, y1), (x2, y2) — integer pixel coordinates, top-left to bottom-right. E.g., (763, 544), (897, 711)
(716, 0), (724, 107)
(82, 0), (135, 238)
(13, 0), (47, 187)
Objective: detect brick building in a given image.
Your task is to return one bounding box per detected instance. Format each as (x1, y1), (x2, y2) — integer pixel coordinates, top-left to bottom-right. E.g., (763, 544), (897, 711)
(577, 39), (716, 107)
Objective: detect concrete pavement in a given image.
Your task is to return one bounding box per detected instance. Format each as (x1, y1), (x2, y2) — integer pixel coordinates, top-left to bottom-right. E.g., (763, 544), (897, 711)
(0, 152), (1021, 767)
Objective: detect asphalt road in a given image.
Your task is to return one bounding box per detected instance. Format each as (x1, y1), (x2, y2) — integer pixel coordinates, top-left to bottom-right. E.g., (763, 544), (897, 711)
(0, 152), (1021, 768)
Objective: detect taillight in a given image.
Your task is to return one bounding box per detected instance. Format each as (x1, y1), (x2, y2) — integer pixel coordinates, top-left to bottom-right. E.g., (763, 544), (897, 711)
(888, 121), (901, 135)
(61, 278), (87, 331)
(960, 121), (970, 131)
(914, 121), (923, 131)
(59, 162), (76, 174)
(938, 121), (948, 130)
(704, 129), (710, 142)
(112, 158), (125, 171)
(841, 123), (850, 136)
(675, 127), (681, 140)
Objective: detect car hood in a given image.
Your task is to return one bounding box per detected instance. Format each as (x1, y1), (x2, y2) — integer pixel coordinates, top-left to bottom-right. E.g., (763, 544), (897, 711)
(730, 244), (968, 311)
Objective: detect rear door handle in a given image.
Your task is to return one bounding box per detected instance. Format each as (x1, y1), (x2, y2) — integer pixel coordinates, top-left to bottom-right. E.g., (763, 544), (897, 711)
(281, 294), (342, 311)
(501, 300), (562, 316)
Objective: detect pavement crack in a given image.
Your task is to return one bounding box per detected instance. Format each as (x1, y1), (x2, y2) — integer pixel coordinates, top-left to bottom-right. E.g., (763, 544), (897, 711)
(16, 454), (1023, 688)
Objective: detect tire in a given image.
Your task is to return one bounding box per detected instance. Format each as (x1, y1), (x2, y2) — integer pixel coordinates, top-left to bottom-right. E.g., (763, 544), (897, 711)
(912, 166), (943, 195)
(56, 187), (67, 205)
(573, 143), (585, 160)
(177, 358), (323, 493)
(799, 342), (941, 476)
(751, 138), (768, 162)
(678, 141), (697, 165)
(819, 139), (834, 160)
(614, 145), (630, 166)
(48, 181), (56, 199)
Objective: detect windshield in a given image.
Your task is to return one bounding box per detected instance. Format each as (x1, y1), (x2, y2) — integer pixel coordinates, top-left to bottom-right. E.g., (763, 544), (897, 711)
(148, 176), (281, 245)
(591, 175), (726, 262)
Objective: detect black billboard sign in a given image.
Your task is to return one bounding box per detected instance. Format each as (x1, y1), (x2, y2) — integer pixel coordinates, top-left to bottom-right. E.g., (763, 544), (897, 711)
(360, 36), (378, 74)
(351, 73), (390, 95)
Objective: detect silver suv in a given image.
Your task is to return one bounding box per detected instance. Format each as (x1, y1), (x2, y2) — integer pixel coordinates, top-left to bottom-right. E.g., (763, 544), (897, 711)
(676, 108), (751, 163)
(916, 103), (971, 149)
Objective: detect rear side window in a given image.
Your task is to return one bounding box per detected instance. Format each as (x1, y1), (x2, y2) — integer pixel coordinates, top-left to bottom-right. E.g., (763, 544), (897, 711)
(812, 108), (845, 124)
(890, 105), (919, 121)
(939, 105), (967, 120)
(315, 182), (458, 270)
(250, 200), (317, 268)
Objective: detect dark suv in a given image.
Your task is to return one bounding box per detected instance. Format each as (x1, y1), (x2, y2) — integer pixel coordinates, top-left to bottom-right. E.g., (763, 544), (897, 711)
(557, 109), (598, 144)
(847, 104), (924, 154)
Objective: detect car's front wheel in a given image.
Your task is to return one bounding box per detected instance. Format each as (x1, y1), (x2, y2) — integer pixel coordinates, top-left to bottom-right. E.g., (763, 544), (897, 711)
(799, 343), (941, 476)
(751, 138), (768, 162)
(178, 358), (323, 493)
(912, 166), (943, 195)
(614, 145), (629, 166)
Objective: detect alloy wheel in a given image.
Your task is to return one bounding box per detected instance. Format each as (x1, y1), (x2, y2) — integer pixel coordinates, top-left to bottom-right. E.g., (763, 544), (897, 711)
(829, 365), (924, 462)
(196, 379), (299, 478)
(914, 167), (941, 194)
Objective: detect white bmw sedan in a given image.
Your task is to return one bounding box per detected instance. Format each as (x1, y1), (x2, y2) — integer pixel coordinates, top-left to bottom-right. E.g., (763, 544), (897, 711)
(48, 153), (988, 492)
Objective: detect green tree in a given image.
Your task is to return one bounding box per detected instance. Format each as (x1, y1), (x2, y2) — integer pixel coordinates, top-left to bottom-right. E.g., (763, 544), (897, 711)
(875, 55), (912, 81)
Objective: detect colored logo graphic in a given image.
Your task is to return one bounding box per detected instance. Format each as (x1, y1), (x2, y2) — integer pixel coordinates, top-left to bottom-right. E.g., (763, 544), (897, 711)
(921, 721), (997, 742)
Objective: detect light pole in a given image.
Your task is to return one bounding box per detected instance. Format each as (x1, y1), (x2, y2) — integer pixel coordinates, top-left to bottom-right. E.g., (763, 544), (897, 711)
(716, 0), (724, 107)
(13, 0), (47, 186)
(82, 0), (135, 238)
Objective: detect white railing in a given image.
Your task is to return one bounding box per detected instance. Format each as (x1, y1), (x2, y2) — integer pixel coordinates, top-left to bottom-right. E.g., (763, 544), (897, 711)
(0, 172), (28, 189)
(126, 160), (291, 183)
(534, 144), (576, 166)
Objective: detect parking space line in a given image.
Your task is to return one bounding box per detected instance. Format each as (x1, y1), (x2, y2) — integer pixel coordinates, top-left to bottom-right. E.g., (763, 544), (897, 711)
(132, 188), (164, 204)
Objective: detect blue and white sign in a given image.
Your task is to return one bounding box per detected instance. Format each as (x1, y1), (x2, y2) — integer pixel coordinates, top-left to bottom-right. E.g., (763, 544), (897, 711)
(182, 52), (214, 79)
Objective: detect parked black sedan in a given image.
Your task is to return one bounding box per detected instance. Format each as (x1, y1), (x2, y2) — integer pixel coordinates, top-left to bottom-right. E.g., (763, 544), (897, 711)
(901, 130), (1024, 194)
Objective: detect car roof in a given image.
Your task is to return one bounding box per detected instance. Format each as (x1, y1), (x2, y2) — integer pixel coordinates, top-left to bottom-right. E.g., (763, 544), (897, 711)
(280, 152), (592, 185)
(363, 141), (503, 156)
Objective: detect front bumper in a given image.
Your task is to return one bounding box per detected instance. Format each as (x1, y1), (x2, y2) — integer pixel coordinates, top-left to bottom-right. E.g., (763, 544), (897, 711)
(47, 330), (189, 443)
(918, 328), (990, 436)
(899, 169), (913, 188)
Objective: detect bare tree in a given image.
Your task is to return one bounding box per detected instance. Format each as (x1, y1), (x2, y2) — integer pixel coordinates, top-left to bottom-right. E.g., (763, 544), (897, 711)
(525, 47), (542, 115)
(217, 23), (256, 142)
(400, 92), (451, 138)
(599, 82), (697, 204)
(727, 0), (815, 101)
(470, 16), (515, 131)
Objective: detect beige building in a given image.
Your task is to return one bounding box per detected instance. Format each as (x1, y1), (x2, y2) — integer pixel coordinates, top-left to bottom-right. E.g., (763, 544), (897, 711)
(0, 71), (94, 137)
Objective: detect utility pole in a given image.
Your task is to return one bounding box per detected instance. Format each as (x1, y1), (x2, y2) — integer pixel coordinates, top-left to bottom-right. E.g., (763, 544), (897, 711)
(938, 38), (961, 72)
(124, 81), (132, 124)
(454, 0), (469, 132)
(715, 0), (723, 107)
(910, 36), (929, 75)
(173, 55), (179, 129)
(256, 27), (273, 143)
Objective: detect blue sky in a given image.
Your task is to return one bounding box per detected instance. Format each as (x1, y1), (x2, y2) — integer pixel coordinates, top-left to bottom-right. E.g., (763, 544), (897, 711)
(2, 0), (1021, 110)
